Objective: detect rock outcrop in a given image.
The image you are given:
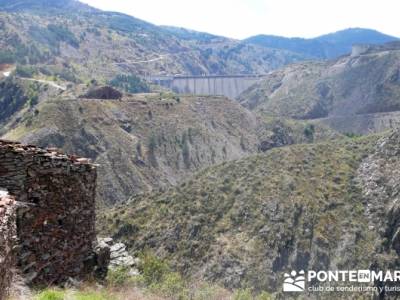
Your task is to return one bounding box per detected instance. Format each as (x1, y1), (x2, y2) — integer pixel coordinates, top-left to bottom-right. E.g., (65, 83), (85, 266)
(95, 237), (139, 278)
(356, 130), (400, 297)
(0, 139), (97, 287)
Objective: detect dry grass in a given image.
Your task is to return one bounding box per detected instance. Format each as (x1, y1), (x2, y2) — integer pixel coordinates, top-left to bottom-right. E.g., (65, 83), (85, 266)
(8, 283), (234, 300)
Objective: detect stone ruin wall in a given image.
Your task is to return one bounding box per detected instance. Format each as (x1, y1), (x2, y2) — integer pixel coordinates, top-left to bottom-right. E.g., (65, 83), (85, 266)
(0, 139), (97, 288)
(0, 191), (17, 300)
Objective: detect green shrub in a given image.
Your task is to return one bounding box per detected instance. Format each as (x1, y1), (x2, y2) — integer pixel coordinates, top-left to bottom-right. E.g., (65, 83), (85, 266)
(344, 132), (362, 139)
(256, 291), (273, 300)
(35, 289), (65, 300)
(138, 254), (189, 299)
(16, 65), (36, 78)
(0, 50), (16, 64)
(192, 283), (224, 300)
(233, 288), (253, 300)
(106, 266), (132, 287)
(0, 78), (28, 120)
(47, 24), (80, 48)
(148, 134), (158, 167)
(29, 94), (39, 107)
(304, 124), (315, 141)
(154, 272), (188, 298)
(27, 82), (40, 107)
(139, 252), (170, 286)
(109, 74), (150, 94)
(74, 291), (111, 300)
(56, 68), (79, 82)
(182, 132), (191, 168)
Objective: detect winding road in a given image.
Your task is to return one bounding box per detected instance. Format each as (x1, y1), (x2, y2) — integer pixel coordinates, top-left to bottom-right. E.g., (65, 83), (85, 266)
(18, 77), (67, 91)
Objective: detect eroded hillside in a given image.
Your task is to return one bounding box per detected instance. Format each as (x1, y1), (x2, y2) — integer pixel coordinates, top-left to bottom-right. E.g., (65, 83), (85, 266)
(0, 76), (339, 205)
(98, 129), (400, 298)
(239, 43), (400, 134)
(2, 91), (262, 204)
(99, 134), (393, 295)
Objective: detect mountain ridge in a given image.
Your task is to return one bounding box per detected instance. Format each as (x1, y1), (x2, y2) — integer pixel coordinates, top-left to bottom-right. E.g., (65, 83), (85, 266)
(1, 0), (398, 82)
(245, 28), (399, 59)
(0, 0), (95, 13)
(0, 3), (306, 81)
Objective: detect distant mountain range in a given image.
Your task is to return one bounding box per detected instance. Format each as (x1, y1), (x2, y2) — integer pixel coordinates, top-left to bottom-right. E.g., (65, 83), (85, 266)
(0, 0), (94, 12)
(0, 0), (307, 79)
(0, 0), (398, 81)
(244, 28), (399, 59)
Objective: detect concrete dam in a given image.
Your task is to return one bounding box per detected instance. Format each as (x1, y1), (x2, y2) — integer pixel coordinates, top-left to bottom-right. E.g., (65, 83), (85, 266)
(146, 75), (265, 99)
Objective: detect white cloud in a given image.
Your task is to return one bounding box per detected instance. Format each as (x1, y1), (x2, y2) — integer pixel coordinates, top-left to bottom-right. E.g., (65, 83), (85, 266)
(79, 0), (400, 39)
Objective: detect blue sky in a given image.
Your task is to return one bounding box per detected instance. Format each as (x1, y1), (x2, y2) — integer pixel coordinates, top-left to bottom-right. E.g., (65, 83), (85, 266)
(80, 0), (400, 39)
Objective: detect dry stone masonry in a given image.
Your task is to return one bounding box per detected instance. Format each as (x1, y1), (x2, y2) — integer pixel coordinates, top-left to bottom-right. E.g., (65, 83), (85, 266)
(0, 190), (17, 300)
(95, 237), (139, 277)
(0, 139), (97, 288)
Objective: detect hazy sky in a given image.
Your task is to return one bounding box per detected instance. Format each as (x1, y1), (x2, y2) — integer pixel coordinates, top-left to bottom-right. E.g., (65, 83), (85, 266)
(80, 0), (400, 39)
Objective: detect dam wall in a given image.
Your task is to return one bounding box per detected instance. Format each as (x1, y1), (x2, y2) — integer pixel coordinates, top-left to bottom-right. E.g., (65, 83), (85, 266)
(147, 75), (264, 99)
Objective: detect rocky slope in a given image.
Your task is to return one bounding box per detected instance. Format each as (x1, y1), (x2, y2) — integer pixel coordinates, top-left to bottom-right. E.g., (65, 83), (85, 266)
(239, 43), (400, 134)
(356, 130), (400, 297)
(98, 134), (384, 295)
(0, 78), (338, 205)
(0, 77), (63, 124)
(1, 91), (260, 205)
(97, 130), (400, 297)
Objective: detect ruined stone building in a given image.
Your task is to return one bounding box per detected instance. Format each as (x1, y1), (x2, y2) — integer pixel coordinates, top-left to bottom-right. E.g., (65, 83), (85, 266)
(0, 139), (97, 297)
(0, 191), (16, 300)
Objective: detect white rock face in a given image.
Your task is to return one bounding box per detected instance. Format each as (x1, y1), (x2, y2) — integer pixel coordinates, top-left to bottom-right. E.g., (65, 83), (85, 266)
(0, 189), (8, 197)
(97, 237), (140, 274)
